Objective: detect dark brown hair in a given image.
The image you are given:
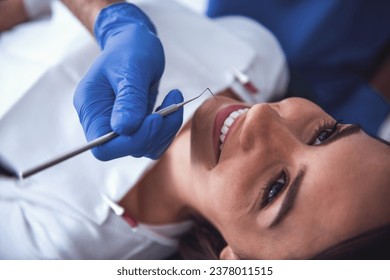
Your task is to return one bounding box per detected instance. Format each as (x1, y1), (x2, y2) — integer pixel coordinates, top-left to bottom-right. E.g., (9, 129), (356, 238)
(312, 223), (390, 260)
(179, 215), (226, 260)
(179, 214), (390, 260)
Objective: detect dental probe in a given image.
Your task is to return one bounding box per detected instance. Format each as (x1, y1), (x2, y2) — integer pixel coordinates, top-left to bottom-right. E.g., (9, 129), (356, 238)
(19, 88), (213, 179)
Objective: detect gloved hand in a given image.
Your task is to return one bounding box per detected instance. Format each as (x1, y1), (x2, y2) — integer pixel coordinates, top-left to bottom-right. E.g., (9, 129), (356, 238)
(74, 3), (183, 160)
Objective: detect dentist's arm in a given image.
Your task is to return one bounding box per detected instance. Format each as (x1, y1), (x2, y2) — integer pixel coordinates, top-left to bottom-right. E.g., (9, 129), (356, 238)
(0, 0), (52, 31)
(61, 0), (183, 160)
(61, 0), (120, 33)
(0, 0), (28, 31)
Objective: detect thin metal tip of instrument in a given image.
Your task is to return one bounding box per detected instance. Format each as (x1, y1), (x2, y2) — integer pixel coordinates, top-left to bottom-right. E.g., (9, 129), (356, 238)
(206, 87), (217, 100)
(197, 87), (216, 100)
(199, 87), (216, 99)
(155, 88), (215, 116)
(181, 87), (216, 106)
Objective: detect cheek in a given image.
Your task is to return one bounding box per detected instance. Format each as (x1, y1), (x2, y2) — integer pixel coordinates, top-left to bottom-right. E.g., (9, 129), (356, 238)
(190, 122), (212, 165)
(206, 169), (248, 216)
(202, 163), (260, 233)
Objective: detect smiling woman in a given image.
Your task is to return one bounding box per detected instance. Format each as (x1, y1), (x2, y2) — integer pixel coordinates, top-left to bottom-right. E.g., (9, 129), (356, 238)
(1, 0), (389, 260)
(170, 92), (390, 260)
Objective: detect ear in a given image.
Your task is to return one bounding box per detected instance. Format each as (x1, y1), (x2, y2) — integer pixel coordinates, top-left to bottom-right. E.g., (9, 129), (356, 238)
(219, 246), (240, 260)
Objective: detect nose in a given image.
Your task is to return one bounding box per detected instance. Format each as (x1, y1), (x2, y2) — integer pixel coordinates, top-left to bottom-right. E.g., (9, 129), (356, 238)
(239, 98), (304, 151)
(239, 103), (280, 150)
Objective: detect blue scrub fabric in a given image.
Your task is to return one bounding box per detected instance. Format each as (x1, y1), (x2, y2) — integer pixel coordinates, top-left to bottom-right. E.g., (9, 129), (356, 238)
(207, 0), (390, 136)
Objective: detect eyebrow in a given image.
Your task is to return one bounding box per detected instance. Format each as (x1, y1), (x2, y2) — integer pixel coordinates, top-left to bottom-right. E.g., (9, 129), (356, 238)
(320, 124), (361, 147)
(268, 124), (361, 228)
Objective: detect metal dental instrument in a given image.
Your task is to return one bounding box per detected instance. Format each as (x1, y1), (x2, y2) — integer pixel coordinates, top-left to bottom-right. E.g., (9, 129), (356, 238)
(18, 88), (214, 179)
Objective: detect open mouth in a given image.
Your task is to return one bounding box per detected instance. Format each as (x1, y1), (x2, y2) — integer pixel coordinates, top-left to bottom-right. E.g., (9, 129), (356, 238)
(213, 105), (249, 162)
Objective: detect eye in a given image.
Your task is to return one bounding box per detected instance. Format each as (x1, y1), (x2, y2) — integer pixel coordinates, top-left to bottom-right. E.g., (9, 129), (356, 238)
(311, 120), (340, 145)
(261, 171), (287, 208)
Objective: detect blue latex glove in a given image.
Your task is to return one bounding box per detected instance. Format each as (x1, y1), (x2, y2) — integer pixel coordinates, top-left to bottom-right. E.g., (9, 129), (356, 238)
(74, 3), (183, 160)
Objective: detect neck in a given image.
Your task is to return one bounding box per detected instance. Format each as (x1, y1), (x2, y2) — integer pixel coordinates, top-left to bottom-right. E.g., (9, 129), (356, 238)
(120, 122), (193, 224)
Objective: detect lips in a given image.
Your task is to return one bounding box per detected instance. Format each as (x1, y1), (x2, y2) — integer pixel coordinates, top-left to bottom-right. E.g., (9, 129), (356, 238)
(213, 104), (249, 161)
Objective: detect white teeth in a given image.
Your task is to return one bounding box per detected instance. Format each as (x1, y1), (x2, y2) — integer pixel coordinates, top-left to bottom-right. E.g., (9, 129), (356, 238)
(230, 111), (240, 119)
(221, 125), (229, 134)
(224, 116), (235, 127)
(219, 108), (248, 148)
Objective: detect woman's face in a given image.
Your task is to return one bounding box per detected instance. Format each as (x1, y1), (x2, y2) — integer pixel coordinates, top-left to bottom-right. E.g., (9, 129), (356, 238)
(189, 96), (390, 259)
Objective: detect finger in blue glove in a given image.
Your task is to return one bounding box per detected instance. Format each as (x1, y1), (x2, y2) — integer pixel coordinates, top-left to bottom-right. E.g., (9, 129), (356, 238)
(89, 89), (184, 161)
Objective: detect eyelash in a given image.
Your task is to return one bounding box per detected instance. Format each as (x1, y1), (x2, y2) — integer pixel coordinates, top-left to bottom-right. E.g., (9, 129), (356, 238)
(261, 170), (288, 208)
(261, 119), (341, 208)
(310, 119), (341, 145)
